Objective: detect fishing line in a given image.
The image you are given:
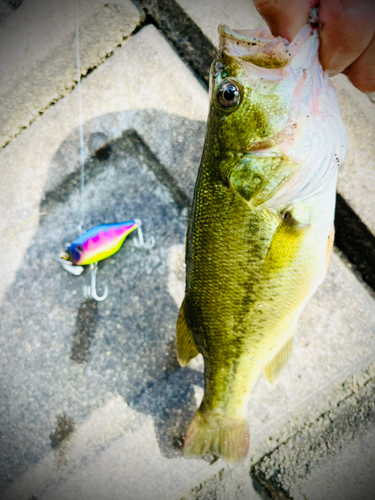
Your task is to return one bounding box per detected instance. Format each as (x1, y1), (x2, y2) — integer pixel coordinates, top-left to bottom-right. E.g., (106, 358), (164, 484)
(58, 1), (155, 300)
(75, 0), (85, 235)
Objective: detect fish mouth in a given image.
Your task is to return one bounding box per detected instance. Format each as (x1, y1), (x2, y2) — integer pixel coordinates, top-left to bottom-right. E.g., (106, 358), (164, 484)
(218, 24), (292, 69)
(229, 149), (284, 158)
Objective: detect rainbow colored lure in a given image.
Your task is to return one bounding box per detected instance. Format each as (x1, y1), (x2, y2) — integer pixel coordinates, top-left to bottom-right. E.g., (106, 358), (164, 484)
(61, 220), (138, 266)
(59, 219), (154, 301)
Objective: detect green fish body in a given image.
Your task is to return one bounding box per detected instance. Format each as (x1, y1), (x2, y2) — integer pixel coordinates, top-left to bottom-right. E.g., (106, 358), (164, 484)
(177, 18), (347, 463)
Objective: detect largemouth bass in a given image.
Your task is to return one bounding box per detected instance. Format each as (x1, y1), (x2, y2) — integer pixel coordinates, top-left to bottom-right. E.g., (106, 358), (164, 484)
(176, 12), (348, 463)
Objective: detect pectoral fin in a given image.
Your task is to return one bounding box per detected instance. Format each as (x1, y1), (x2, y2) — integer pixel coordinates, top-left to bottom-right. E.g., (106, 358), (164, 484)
(176, 299), (199, 366)
(263, 334), (294, 384)
(263, 212), (309, 273)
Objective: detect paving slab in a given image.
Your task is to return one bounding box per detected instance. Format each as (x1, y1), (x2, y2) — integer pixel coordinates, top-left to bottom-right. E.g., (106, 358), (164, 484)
(177, 0), (266, 47)
(1, 19), (375, 500)
(0, 0), (17, 24)
(252, 376), (375, 500)
(0, 0), (142, 149)
(332, 75), (375, 235)
(0, 126), (215, 500)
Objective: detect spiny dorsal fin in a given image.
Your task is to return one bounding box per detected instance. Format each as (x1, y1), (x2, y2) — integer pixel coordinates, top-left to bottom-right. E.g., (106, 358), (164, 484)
(176, 299), (199, 366)
(263, 334), (294, 384)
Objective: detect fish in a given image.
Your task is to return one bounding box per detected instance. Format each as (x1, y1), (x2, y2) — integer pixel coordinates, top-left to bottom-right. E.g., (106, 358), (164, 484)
(61, 220), (138, 266)
(176, 10), (348, 464)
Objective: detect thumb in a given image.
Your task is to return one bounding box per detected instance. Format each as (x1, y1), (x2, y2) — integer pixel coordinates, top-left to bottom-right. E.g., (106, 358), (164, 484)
(253, 0), (316, 41)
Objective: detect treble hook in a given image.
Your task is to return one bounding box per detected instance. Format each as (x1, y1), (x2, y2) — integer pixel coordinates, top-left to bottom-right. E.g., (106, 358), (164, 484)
(133, 219), (155, 250)
(83, 262), (108, 301)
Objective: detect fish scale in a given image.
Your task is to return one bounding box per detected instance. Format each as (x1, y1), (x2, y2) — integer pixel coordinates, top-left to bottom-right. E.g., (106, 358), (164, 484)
(177, 14), (347, 464)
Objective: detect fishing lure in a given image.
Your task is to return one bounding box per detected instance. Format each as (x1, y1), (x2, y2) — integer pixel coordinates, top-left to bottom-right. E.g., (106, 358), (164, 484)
(59, 219), (154, 301)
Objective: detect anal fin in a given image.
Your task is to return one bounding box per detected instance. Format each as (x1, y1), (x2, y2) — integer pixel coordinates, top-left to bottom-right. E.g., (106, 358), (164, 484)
(263, 334), (294, 384)
(176, 299), (199, 366)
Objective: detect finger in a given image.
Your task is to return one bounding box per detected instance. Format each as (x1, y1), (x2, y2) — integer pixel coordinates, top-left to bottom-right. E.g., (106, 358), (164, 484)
(253, 0), (316, 41)
(319, 0), (375, 75)
(343, 31), (375, 93)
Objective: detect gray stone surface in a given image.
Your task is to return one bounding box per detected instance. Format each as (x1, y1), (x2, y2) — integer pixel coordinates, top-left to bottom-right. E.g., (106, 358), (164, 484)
(0, 124), (208, 499)
(253, 376), (375, 500)
(297, 428), (375, 500)
(177, 0), (375, 236)
(178, 0), (265, 48)
(0, 0), (141, 148)
(0, 0), (17, 24)
(332, 75), (375, 235)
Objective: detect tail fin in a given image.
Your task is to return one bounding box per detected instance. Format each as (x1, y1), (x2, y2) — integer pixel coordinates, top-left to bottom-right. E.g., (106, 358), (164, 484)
(183, 410), (249, 464)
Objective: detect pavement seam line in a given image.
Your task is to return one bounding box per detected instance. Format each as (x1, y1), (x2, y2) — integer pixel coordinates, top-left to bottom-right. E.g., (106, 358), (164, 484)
(131, 0), (217, 88)
(0, 7), (147, 153)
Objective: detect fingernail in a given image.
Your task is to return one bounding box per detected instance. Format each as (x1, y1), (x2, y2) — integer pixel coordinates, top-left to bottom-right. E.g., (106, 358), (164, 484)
(342, 0), (375, 17)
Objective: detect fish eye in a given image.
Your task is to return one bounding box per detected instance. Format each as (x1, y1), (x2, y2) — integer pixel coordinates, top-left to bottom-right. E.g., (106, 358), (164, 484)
(217, 82), (240, 108)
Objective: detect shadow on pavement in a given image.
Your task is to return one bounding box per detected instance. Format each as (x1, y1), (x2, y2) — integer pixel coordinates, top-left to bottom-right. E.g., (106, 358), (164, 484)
(0, 109), (207, 489)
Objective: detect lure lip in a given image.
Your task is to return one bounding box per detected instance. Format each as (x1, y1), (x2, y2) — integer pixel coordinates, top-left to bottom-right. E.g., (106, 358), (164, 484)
(56, 256), (84, 275)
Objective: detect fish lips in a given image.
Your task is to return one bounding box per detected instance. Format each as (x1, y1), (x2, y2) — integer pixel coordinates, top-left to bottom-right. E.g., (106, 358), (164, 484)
(218, 24), (292, 69)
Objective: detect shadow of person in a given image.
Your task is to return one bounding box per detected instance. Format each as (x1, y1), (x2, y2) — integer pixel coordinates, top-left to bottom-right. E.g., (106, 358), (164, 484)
(0, 109), (208, 487)
(125, 360), (204, 459)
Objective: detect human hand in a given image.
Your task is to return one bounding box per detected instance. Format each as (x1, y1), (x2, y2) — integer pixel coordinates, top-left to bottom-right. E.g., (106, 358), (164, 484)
(253, 0), (375, 93)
